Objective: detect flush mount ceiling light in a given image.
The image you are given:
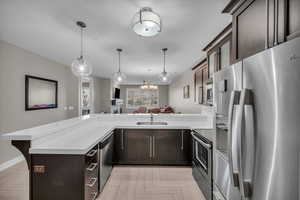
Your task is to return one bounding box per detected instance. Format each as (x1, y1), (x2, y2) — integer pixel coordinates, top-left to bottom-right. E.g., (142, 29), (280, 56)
(71, 21), (92, 77)
(141, 80), (158, 90)
(132, 7), (161, 37)
(113, 48), (126, 83)
(159, 48), (169, 83)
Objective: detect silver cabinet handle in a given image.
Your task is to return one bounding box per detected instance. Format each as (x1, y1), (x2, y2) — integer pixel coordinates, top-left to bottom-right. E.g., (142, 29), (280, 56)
(121, 129), (124, 150)
(181, 130), (184, 150)
(149, 136), (152, 158)
(152, 136), (155, 157)
(86, 149), (97, 157)
(91, 192), (98, 200)
(191, 133), (211, 149)
(228, 90), (241, 187)
(86, 163), (97, 171)
(237, 89), (254, 198)
(86, 177), (97, 187)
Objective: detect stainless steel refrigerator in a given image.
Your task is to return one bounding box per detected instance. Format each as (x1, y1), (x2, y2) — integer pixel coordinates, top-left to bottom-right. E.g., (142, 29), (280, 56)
(213, 37), (300, 200)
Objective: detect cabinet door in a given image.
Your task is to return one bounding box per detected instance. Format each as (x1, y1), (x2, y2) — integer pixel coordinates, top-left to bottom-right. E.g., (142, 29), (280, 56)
(194, 69), (204, 104)
(177, 130), (192, 164)
(208, 52), (217, 78)
(232, 0), (267, 61)
(286, 0), (300, 40)
(113, 129), (126, 164)
(125, 129), (152, 164)
(220, 41), (231, 69)
(152, 130), (180, 165)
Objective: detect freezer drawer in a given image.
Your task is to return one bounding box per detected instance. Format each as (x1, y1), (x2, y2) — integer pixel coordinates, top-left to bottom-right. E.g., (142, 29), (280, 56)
(214, 150), (241, 200)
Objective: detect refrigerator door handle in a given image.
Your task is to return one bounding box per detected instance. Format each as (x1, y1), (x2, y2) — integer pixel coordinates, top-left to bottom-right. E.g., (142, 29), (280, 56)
(238, 89), (255, 198)
(228, 90), (241, 187)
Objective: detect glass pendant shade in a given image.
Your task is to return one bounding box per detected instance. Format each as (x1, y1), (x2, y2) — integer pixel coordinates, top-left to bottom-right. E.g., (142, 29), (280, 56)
(113, 71), (126, 83)
(71, 21), (92, 77)
(159, 71), (169, 82)
(113, 48), (126, 83)
(71, 56), (92, 77)
(159, 48), (170, 83)
(132, 7), (161, 37)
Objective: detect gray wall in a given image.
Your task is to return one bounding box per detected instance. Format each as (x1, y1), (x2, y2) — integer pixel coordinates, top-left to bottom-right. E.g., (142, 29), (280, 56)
(0, 40), (79, 165)
(169, 69), (213, 114)
(93, 77), (111, 113)
(120, 85), (169, 113)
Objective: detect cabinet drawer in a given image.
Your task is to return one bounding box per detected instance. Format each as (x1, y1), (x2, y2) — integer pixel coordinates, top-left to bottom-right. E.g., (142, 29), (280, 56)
(85, 174), (98, 200)
(85, 146), (98, 164)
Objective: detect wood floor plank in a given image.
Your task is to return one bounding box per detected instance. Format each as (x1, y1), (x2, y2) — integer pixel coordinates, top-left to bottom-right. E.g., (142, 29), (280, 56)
(0, 162), (206, 200)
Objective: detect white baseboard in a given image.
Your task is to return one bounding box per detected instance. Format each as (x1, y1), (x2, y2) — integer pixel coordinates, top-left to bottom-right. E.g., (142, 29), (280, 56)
(0, 156), (25, 172)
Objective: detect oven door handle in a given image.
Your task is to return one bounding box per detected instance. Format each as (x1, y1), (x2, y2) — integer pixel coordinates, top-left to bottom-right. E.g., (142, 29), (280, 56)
(191, 132), (211, 149)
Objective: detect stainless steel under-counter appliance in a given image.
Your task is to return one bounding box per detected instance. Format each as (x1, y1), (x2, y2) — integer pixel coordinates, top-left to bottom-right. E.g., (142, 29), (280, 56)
(99, 131), (114, 192)
(213, 38), (300, 200)
(191, 130), (213, 200)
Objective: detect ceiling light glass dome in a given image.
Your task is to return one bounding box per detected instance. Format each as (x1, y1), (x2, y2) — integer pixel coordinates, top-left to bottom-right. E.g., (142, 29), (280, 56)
(132, 7), (161, 37)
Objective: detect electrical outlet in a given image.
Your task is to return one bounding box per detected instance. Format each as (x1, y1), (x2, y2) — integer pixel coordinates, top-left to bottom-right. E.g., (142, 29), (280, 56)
(33, 165), (45, 173)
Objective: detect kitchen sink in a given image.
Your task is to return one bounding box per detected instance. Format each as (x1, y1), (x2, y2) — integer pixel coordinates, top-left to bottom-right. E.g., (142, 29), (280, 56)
(136, 122), (168, 125)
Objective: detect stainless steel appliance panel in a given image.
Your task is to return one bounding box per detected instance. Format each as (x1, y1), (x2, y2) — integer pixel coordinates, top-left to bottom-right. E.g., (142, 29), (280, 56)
(192, 131), (213, 200)
(99, 133), (114, 192)
(242, 38), (300, 200)
(214, 150), (241, 200)
(213, 62), (243, 117)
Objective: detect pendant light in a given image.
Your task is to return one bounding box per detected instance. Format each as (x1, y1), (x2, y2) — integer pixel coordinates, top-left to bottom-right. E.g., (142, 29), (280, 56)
(159, 48), (169, 82)
(71, 21), (92, 77)
(113, 48), (126, 83)
(132, 7), (161, 37)
(141, 80), (158, 90)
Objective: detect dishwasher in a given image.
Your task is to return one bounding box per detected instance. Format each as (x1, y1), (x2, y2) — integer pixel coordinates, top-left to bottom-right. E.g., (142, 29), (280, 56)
(99, 131), (114, 192)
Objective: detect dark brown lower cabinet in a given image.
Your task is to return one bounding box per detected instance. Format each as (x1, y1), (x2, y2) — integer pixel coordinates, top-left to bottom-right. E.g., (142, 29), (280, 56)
(113, 129), (127, 163)
(152, 130), (180, 164)
(125, 129), (153, 164)
(31, 145), (99, 200)
(114, 129), (192, 165)
(27, 129), (192, 200)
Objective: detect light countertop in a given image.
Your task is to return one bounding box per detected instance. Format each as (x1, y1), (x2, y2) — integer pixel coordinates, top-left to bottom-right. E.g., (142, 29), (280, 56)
(2, 114), (215, 155)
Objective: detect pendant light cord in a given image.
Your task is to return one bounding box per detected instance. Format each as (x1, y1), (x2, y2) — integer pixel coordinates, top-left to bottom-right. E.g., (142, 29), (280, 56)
(163, 50), (166, 72)
(162, 48), (167, 73)
(80, 27), (83, 59)
(118, 50), (121, 73)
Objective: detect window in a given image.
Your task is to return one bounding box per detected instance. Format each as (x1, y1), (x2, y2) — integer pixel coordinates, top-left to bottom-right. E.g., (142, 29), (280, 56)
(126, 88), (159, 109)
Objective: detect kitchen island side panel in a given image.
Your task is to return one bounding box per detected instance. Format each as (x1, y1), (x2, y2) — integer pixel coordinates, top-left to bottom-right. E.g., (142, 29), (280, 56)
(31, 154), (85, 200)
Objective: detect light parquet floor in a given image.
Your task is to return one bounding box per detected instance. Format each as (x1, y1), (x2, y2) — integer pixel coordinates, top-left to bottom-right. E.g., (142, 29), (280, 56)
(0, 162), (206, 200)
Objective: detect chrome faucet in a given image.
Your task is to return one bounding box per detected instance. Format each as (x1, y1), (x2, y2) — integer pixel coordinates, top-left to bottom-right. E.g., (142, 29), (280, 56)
(150, 113), (154, 123)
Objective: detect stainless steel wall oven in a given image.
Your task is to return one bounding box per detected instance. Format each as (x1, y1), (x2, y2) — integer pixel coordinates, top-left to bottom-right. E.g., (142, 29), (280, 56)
(192, 130), (213, 200)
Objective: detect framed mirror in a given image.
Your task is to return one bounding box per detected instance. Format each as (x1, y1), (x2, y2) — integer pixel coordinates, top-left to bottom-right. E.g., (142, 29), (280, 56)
(25, 75), (58, 111)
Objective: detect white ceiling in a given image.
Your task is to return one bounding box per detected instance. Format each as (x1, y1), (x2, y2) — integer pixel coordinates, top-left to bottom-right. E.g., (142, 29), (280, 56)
(0, 0), (231, 84)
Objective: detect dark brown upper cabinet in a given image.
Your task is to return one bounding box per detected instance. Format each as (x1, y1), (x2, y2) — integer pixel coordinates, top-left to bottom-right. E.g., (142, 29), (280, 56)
(223, 0), (300, 62)
(192, 59), (209, 105)
(285, 0), (300, 40)
(202, 23), (233, 75)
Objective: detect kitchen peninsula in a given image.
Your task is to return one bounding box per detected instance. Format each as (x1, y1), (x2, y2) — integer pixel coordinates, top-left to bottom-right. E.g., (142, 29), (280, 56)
(2, 114), (215, 200)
